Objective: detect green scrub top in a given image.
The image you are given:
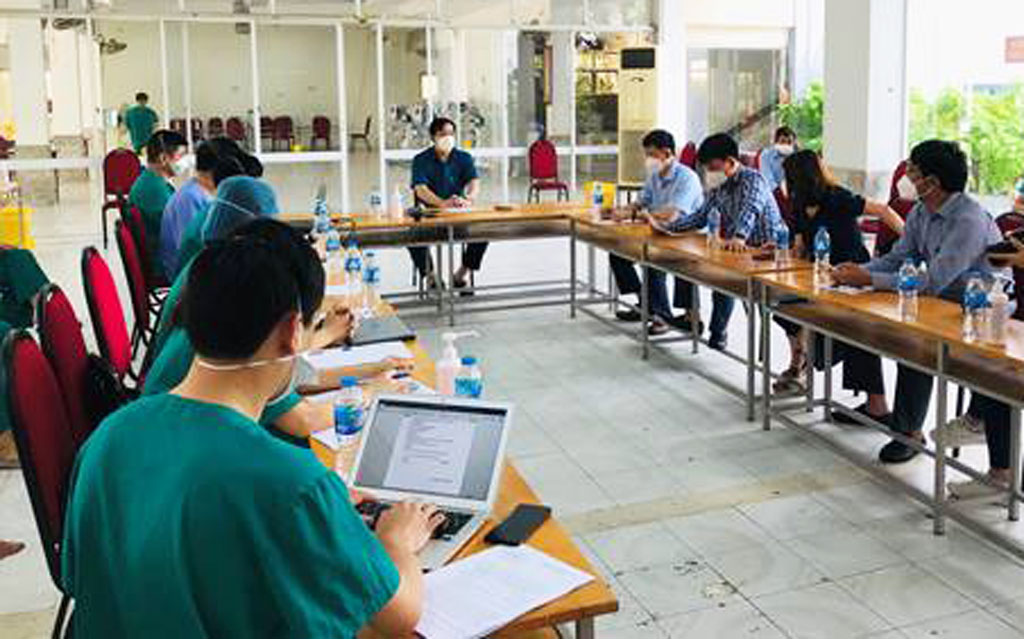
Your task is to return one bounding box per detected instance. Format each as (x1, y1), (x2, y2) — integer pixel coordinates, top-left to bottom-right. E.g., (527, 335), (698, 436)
(129, 169), (175, 274)
(123, 104), (158, 153)
(62, 394), (399, 639)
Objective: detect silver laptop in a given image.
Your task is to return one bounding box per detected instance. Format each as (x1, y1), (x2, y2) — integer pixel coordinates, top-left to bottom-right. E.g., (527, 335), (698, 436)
(349, 394), (513, 570)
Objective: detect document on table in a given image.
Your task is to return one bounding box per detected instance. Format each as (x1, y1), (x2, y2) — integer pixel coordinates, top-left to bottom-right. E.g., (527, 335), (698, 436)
(309, 380), (436, 451)
(820, 284), (872, 295)
(382, 415), (473, 496)
(303, 342), (413, 371)
(416, 545), (594, 639)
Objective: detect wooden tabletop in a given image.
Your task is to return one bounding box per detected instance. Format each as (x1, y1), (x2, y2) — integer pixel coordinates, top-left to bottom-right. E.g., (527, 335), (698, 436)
(756, 269), (1024, 368)
(281, 202), (588, 231)
(308, 289), (618, 634)
(648, 233), (815, 276)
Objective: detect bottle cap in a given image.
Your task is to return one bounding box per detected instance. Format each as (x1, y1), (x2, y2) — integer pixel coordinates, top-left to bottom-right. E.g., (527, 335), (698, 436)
(461, 356), (477, 366)
(340, 376), (359, 388)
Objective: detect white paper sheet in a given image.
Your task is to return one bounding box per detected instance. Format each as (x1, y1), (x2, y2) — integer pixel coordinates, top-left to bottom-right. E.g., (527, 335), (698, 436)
(416, 545), (594, 639)
(303, 342), (413, 371)
(382, 416), (473, 496)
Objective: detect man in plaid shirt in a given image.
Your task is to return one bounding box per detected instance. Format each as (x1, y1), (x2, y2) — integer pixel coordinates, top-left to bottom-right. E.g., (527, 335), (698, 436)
(666, 133), (786, 350)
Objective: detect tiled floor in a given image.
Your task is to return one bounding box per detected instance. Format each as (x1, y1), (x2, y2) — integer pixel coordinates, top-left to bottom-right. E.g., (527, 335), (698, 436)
(3, 169), (1024, 638)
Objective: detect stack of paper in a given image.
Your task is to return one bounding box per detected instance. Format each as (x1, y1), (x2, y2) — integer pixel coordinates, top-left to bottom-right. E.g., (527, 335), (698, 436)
(303, 342), (414, 371)
(415, 545), (594, 639)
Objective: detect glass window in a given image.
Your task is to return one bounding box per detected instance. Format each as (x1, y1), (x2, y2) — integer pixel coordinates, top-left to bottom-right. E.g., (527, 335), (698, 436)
(262, 161), (342, 216)
(345, 25), (380, 207)
(444, 0), (513, 27)
(692, 49), (783, 151)
(574, 33), (620, 146)
(507, 31), (552, 147)
(576, 154), (617, 190)
(256, 24), (339, 153)
(362, 0), (438, 19)
(187, 22), (254, 150)
(382, 27), (429, 151)
(513, 0), (584, 26)
(454, 29), (509, 150)
(588, 0), (651, 27)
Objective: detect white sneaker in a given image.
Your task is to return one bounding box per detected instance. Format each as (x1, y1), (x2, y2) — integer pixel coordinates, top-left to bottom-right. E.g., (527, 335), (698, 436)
(948, 476), (1008, 502)
(930, 414), (986, 448)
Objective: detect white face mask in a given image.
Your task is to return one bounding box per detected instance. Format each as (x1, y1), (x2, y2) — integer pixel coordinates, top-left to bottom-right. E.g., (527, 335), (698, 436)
(896, 174), (917, 200)
(644, 157), (665, 176)
(170, 155), (191, 176)
(435, 135), (456, 154)
(775, 143), (794, 156)
(704, 170), (727, 191)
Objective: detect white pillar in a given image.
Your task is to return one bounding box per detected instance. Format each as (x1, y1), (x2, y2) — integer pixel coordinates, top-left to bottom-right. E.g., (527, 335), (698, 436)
(823, 0), (907, 198)
(8, 18), (49, 147)
(549, 31), (573, 144)
(654, 0), (687, 142)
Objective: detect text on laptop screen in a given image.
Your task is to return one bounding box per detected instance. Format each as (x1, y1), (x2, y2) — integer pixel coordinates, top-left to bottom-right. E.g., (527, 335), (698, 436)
(355, 399), (507, 501)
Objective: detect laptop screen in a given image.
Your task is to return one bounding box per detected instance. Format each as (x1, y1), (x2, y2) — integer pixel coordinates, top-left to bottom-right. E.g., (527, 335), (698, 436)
(354, 398), (508, 502)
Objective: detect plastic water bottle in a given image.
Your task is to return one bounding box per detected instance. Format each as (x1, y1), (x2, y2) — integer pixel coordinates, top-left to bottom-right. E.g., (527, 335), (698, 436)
(388, 186), (405, 219)
(592, 182), (604, 216)
(774, 225), (790, 264)
(361, 250), (381, 315)
(962, 275), (988, 343)
(707, 208), (721, 249)
(813, 226), (831, 288)
(989, 275), (1010, 345)
(344, 237), (364, 300)
(312, 190), (331, 239)
(367, 189), (384, 217)
(325, 225), (342, 274)
(897, 259), (919, 321)
(454, 356), (483, 398)
(334, 376), (365, 452)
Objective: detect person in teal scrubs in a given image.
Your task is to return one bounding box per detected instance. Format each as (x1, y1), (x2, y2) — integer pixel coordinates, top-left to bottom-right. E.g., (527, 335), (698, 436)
(129, 129), (187, 275)
(63, 224), (443, 638)
(145, 180), (354, 441)
(122, 92), (158, 153)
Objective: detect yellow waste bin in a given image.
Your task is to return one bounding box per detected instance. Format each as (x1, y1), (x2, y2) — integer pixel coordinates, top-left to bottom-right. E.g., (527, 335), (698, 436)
(0, 206), (34, 249)
(582, 181), (616, 208)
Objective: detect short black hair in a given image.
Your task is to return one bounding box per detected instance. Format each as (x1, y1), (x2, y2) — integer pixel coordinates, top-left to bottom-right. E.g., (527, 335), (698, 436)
(135, 92), (149, 102)
(182, 219), (325, 360)
(429, 117), (457, 137)
(642, 129), (676, 154)
(697, 133), (739, 165)
(145, 129), (187, 164)
(909, 139), (968, 193)
(195, 137), (263, 185)
(774, 126), (796, 142)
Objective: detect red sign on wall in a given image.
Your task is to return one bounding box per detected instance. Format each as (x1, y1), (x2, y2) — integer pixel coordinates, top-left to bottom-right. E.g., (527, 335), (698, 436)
(1007, 36), (1024, 63)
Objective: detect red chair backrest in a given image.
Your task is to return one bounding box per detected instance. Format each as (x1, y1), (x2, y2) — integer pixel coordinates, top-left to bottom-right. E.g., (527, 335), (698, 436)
(528, 139), (559, 181)
(124, 204), (162, 286)
(190, 119), (204, 140)
(3, 330), (76, 588)
(207, 117), (225, 137)
(35, 284), (93, 446)
(102, 149), (142, 198)
(876, 160), (915, 256)
(260, 116), (273, 137)
(754, 149), (762, 170)
(115, 220), (151, 336)
(313, 116), (330, 138)
(226, 117), (246, 142)
(170, 118), (187, 137)
(679, 141), (697, 170)
(274, 116), (294, 137)
(995, 211), (1024, 320)
(81, 247), (132, 381)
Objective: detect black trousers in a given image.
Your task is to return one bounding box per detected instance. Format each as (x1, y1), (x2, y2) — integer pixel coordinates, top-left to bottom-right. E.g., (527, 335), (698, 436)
(408, 242), (488, 277)
(853, 353), (935, 434)
(967, 393), (1013, 470)
(608, 255), (673, 320)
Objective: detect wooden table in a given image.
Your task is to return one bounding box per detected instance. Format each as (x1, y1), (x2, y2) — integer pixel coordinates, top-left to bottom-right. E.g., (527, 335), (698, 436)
(307, 293), (617, 638)
(756, 268), (1024, 553)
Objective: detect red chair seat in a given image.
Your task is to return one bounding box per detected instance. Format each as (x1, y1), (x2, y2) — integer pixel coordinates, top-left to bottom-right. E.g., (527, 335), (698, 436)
(532, 180), (569, 190)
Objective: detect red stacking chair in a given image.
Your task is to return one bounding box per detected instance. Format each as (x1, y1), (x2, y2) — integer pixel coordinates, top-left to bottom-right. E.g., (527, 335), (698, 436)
(115, 220), (155, 357)
(679, 141), (697, 170)
(272, 116), (295, 151)
(2, 330), (77, 637)
(260, 116), (274, 145)
(81, 247), (136, 385)
(350, 115), (372, 151)
(754, 149), (763, 170)
(190, 118), (204, 143)
(100, 149), (141, 249)
(207, 117), (225, 138)
(226, 117), (246, 145)
(996, 211), (1024, 320)
(35, 284), (94, 446)
(311, 116), (331, 150)
(169, 118), (187, 137)
(526, 139), (569, 203)
(874, 160), (915, 256)
(124, 205), (170, 303)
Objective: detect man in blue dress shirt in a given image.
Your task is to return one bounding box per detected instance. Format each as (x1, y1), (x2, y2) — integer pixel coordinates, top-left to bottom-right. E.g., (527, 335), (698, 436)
(409, 117), (482, 292)
(758, 126), (797, 191)
(665, 133), (787, 350)
(609, 129), (704, 336)
(833, 139), (1009, 464)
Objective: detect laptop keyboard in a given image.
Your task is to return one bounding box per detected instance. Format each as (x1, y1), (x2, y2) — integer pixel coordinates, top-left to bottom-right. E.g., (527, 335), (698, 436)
(356, 501), (475, 541)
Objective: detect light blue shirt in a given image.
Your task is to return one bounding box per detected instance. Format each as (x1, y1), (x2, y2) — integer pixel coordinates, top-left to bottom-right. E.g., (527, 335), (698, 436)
(640, 160), (704, 218)
(759, 146), (787, 190)
(159, 178), (210, 280)
(866, 192), (1008, 301)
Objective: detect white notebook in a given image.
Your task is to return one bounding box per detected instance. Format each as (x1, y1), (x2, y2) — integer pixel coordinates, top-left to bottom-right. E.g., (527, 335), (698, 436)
(303, 342), (414, 371)
(415, 545), (594, 639)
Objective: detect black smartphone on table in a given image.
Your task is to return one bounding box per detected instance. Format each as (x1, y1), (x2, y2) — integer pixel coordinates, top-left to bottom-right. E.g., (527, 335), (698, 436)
(485, 504), (552, 546)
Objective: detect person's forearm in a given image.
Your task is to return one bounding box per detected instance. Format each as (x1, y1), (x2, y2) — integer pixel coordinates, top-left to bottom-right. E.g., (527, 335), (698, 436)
(414, 185), (445, 208)
(274, 401), (329, 439)
(464, 179), (480, 201)
(372, 541), (425, 636)
(865, 200), (905, 235)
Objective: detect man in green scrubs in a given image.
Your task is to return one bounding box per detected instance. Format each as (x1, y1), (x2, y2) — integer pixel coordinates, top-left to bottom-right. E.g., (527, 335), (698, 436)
(123, 92), (159, 153)
(128, 129), (186, 275)
(63, 220), (443, 638)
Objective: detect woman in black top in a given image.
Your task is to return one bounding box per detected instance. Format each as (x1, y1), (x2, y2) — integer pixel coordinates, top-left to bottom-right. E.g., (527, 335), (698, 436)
(773, 151), (905, 421)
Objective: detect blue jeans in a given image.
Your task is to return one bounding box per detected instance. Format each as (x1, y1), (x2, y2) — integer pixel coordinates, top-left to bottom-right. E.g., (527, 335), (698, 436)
(672, 282), (736, 339)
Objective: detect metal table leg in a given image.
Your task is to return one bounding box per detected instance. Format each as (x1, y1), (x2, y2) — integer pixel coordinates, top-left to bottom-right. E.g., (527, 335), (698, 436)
(823, 336), (833, 423)
(761, 284), (772, 431)
(446, 229), (455, 327)
(691, 278), (700, 355)
(1010, 409), (1021, 522)
(569, 220), (577, 319)
(746, 280), (756, 422)
(435, 242), (445, 314)
(587, 244), (596, 296)
(640, 261), (650, 361)
(805, 330), (816, 412)
(934, 343), (948, 536)
(576, 617), (595, 639)
(607, 261), (616, 314)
